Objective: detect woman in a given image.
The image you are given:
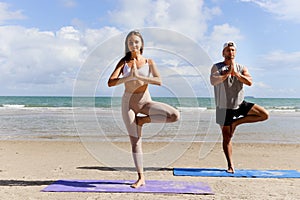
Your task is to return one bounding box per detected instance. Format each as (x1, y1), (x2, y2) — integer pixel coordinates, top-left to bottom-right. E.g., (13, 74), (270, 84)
(108, 30), (180, 188)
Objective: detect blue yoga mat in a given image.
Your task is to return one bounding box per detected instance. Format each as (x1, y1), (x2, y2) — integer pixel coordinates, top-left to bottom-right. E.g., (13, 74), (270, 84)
(173, 168), (300, 178)
(41, 179), (214, 195)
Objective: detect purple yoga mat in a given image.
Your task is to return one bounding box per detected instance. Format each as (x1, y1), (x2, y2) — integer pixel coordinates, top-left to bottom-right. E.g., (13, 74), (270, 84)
(41, 179), (213, 195)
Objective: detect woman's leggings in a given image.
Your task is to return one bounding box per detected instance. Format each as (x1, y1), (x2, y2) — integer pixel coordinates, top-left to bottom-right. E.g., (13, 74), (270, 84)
(122, 90), (180, 173)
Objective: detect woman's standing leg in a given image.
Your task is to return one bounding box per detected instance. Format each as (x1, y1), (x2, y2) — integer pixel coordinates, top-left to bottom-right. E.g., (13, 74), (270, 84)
(122, 94), (145, 188)
(129, 135), (145, 188)
(128, 100), (180, 188)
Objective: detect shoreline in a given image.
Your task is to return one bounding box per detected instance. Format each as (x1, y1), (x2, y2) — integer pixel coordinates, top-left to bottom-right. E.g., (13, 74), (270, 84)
(2, 133), (299, 145)
(1, 109), (300, 144)
(1, 140), (299, 199)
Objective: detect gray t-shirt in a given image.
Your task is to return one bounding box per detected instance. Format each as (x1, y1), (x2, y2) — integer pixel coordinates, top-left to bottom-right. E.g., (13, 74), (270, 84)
(213, 62), (244, 109)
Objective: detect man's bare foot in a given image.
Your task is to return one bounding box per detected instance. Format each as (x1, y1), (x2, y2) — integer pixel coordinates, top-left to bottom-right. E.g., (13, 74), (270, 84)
(130, 179), (145, 188)
(226, 166), (235, 174)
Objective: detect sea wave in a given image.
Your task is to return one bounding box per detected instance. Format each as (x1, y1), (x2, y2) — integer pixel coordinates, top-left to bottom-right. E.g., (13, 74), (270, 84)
(2, 104), (25, 108)
(266, 106), (299, 112)
(1, 104), (299, 113)
(177, 107), (208, 112)
(0, 105), (119, 113)
(268, 106), (296, 110)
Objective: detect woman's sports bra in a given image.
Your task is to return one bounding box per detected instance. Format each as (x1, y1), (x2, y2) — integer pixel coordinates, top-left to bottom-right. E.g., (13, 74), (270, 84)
(122, 59), (151, 78)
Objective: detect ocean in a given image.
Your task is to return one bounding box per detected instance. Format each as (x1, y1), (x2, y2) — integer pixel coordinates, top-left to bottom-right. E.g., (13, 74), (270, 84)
(1, 96), (300, 111)
(0, 96), (299, 144)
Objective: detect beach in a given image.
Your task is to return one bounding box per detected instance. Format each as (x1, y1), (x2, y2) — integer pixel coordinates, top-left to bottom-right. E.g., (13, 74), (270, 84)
(0, 100), (300, 199)
(1, 140), (299, 200)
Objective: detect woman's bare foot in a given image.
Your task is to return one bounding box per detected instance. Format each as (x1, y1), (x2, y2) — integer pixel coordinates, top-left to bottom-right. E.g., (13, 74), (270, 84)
(136, 116), (150, 137)
(135, 116), (146, 127)
(135, 117), (143, 137)
(130, 178), (145, 188)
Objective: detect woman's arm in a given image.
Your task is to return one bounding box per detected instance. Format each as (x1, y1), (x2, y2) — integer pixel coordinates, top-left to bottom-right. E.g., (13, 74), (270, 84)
(107, 59), (132, 87)
(133, 59), (162, 86)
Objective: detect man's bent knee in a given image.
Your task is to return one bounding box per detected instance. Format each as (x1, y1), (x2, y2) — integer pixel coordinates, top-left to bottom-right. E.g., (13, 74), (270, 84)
(262, 110), (269, 121)
(259, 108), (269, 121)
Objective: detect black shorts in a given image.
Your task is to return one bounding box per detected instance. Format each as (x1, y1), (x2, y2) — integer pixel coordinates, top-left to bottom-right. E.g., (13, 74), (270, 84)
(216, 101), (254, 126)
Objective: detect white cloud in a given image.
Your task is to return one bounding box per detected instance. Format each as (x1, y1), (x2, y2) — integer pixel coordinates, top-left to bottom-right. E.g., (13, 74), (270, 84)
(0, 25), (121, 95)
(248, 49), (300, 98)
(107, 0), (227, 78)
(57, 26), (81, 40)
(0, 26), (84, 83)
(109, 0), (221, 41)
(259, 50), (300, 70)
(108, 0), (152, 28)
(61, 0), (77, 8)
(253, 81), (270, 89)
(0, 1), (244, 96)
(241, 0), (300, 23)
(0, 2), (25, 24)
(106, 1), (242, 74)
(205, 23), (243, 61)
(82, 26), (121, 48)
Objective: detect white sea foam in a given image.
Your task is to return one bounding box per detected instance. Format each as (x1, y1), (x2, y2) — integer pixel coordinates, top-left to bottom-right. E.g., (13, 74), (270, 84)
(2, 104), (25, 108)
(268, 109), (296, 113)
(178, 107), (207, 111)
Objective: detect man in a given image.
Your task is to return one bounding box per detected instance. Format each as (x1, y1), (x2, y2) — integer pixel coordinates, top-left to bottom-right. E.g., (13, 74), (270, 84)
(210, 41), (269, 173)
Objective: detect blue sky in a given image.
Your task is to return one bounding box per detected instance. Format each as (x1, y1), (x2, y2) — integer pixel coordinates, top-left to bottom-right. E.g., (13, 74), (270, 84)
(0, 0), (299, 98)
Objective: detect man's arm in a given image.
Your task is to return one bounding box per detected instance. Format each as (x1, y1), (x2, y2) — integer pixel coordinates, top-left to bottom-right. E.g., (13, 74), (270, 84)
(210, 64), (231, 86)
(233, 66), (252, 86)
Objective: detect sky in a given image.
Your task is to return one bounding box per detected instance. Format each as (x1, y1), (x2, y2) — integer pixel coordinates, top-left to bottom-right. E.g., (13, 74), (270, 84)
(0, 0), (300, 98)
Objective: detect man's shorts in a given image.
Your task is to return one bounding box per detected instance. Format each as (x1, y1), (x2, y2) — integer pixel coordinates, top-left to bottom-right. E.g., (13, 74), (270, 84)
(216, 100), (254, 126)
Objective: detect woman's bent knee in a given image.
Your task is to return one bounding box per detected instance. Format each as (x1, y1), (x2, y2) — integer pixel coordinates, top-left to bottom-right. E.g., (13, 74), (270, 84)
(171, 110), (180, 122)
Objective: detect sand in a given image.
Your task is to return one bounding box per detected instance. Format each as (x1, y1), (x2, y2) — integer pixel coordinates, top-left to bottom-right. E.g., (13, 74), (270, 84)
(0, 140), (299, 200)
